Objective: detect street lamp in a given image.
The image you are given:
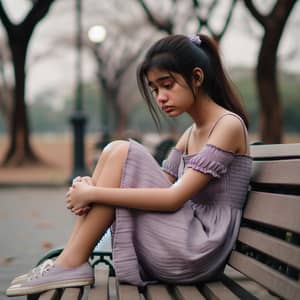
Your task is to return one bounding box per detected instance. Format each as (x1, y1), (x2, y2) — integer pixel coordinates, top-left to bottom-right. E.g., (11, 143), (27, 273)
(69, 0), (89, 181)
(88, 25), (107, 44)
(87, 25), (110, 149)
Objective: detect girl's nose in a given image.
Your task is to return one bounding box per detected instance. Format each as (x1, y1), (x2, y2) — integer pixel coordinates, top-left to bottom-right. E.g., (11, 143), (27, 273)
(157, 92), (168, 104)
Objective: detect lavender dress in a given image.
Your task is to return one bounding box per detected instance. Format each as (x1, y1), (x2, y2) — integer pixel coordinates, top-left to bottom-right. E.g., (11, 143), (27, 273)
(112, 133), (252, 286)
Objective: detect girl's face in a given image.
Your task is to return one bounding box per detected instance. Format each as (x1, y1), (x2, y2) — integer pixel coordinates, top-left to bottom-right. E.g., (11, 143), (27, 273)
(147, 68), (195, 117)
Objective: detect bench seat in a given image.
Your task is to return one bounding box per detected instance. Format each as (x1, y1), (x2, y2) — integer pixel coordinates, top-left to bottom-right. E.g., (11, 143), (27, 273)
(28, 143), (300, 300)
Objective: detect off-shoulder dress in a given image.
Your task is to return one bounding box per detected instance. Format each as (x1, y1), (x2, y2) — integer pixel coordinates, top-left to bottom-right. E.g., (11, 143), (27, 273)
(111, 114), (252, 286)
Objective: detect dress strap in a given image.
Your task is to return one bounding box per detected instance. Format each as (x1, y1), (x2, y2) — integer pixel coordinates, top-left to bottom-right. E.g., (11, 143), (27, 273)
(208, 113), (248, 151)
(184, 125), (193, 155)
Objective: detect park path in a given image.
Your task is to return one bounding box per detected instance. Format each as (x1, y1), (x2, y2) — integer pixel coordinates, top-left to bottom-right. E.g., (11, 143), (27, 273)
(0, 187), (111, 300)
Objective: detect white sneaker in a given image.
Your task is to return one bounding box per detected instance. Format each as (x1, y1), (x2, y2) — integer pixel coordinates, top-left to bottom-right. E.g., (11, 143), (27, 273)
(10, 259), (55, 285)
(6, 261), (94, 297)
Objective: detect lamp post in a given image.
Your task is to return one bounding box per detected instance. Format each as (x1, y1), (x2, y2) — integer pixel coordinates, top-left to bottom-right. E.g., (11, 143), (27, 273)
(69, 0), (89, 181)
(87, 25), (110, 149)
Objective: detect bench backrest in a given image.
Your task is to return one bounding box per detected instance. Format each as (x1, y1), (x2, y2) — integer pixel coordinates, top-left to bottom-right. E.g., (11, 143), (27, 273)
(228, 143), (300, 300)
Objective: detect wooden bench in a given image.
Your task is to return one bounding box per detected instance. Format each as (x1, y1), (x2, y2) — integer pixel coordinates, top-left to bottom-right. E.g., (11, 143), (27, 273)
(28, 143), (300, 300)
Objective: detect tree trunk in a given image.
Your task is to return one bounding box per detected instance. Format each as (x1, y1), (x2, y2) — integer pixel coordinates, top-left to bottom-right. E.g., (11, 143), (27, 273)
(248, 0), (298, 143)
(257, 30), (282, 144)
(2, 35), (39, 165)
(0, 0), (55, 166)
(0, 86), (12, 130)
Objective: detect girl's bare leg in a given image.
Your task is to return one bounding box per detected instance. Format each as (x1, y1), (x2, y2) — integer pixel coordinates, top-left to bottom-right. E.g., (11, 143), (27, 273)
(55, 141), (129, 268)
(61, 142), (115, 247)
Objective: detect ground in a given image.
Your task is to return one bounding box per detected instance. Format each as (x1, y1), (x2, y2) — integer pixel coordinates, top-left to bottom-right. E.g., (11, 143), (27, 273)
(0, 134), (97, 186)
(0, 132), (299, 186)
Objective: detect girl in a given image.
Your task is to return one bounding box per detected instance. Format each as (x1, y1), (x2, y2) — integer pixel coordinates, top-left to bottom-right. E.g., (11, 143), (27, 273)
(7, 34), (252, 296)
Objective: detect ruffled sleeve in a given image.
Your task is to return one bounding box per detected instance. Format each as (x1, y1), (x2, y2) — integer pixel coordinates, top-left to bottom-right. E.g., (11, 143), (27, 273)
(161, 148), (182, 178)
(186, 144), (235, 178)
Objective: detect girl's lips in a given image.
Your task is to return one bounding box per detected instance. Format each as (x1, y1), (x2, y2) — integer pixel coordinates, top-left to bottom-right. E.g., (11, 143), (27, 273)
(162, 106), (174, 113)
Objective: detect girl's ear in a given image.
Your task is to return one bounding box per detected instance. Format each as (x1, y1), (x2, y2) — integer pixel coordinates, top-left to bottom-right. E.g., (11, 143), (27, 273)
(192, 67), (204, 87)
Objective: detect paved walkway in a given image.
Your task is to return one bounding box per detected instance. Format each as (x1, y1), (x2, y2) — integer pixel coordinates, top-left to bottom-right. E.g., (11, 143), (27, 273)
(0, 187), (111, 300)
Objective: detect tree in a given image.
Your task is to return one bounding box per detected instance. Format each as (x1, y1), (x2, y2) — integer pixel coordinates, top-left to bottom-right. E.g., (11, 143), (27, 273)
(244, 0), (298, 143)
(0, 41), (12, 130)
(0, 0), (56, 166)
(137, 0), (238, 41)
(90, 38), (148, 136)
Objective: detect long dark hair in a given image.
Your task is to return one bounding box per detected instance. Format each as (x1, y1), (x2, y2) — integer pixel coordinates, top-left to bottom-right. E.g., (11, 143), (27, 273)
(137, 34), (249, 129)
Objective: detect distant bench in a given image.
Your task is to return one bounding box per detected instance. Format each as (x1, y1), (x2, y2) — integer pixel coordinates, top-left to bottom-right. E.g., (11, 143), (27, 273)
(28, 143), (300, 300)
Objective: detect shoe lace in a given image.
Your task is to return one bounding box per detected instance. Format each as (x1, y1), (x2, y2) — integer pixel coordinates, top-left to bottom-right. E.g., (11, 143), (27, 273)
(31, 259), (53, 274)
(29, 259), (55, 280)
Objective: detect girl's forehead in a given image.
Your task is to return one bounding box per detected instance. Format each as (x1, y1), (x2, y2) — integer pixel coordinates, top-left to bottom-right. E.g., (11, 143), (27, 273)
(146, 69), (185, 86)
(147, 68), (170, 81)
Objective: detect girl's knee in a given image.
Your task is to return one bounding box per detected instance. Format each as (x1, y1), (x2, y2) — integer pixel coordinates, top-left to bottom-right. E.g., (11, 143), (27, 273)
(102, 140), (129, 159)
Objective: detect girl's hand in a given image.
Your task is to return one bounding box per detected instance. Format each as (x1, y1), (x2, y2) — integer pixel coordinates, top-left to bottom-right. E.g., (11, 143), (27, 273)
(72, 206), (92, 216)
(72, 176), (94, 186)
(68, 176), (94, 215)
(66, 180), (93, 212)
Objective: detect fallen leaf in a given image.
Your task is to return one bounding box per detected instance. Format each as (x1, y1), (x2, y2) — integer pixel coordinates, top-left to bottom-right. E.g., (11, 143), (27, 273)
(0, 257), (15, 265)
(41, 242), (53, 250)
(30, 210), (41, 218)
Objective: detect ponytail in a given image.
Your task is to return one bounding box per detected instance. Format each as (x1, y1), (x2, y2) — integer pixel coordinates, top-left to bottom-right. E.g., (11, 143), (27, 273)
(197, 34), (249, 128)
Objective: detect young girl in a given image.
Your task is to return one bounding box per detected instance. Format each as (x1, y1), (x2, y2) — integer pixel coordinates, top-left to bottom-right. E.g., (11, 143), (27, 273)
(7, 34), (252, 296)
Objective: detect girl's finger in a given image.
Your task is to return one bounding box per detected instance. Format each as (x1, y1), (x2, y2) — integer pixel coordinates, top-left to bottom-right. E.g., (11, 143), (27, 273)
(72, 176), (81, 184)
(66, 203), (73, 210)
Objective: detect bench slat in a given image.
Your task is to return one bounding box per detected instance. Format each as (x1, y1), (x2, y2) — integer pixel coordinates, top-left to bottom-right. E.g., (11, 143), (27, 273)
(221, 270), (262, 300)
(61, 287), (82, 300)
(117, 284), (140, 300)
(38, 290), (59, 300)
(88, 268), (109, 300)
(108, 277), (117, 300)
(250, 143), (300, 159)
(201, 281), (240, 300)
(147, 285), (173, 300)
(229, 251), (300, 300)
(173, 285), (206, 300)
(244, 191), (300, 233)
(238, 227), (300, 270)
(251, 159), (300, 185)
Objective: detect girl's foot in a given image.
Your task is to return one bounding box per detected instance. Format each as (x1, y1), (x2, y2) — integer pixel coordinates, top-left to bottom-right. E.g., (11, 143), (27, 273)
(6, 260), (94, 297)
(10, 259), (55, 285)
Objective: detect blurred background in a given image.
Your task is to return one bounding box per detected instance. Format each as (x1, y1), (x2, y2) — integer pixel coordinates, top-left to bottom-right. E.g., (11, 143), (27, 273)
(0, 0), (299, 299)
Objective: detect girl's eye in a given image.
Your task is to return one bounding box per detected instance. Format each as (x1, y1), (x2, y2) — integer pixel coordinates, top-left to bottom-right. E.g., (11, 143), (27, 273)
(150, 88), (158, 96)
(163, 81), (173, 89)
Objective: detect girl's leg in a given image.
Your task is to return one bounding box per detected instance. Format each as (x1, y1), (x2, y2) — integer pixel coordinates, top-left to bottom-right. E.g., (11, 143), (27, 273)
(56, 140), (129, 268)
(60, 142), (115, 247)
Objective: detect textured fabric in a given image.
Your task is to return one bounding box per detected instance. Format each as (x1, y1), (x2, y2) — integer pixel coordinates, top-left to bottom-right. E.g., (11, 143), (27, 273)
(112, 139), (252, 286)
(161, 148), (182, 179)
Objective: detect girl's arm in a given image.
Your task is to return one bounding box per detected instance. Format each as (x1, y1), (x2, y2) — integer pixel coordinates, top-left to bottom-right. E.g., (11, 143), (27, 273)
(67, 115), (246, 212)
(67, 168), (212, 212)
(162, 127), (192, 183)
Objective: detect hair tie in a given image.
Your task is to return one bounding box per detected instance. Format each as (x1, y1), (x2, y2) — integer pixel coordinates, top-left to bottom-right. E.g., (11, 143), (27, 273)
(189, 34), (202, 46)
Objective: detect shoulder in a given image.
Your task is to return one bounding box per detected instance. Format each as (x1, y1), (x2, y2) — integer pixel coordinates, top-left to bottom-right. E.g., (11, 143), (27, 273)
(207, 114), (248, 154)
(174, 126), (193, 153)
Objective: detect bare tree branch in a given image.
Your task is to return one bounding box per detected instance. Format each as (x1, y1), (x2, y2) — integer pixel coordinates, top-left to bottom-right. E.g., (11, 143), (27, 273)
(21, 0), (56, 38)
(216, 0), (238, 41)
(0, 1), (14, 33)
(137, 0), (173, 34)
(244, 0), (266, 27)
(194, 0), (237, 42)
